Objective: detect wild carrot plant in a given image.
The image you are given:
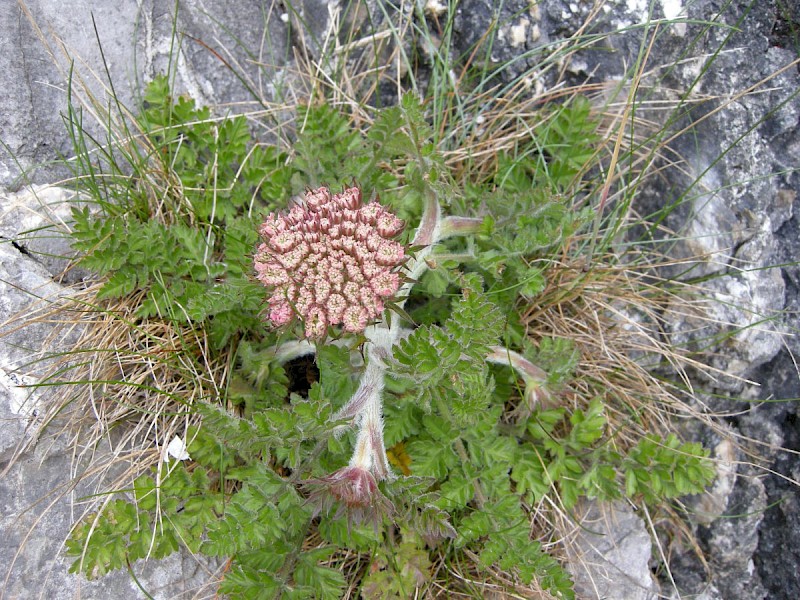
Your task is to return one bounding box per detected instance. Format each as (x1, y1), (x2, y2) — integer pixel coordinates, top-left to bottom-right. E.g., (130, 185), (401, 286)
(58, 80), (715, 599)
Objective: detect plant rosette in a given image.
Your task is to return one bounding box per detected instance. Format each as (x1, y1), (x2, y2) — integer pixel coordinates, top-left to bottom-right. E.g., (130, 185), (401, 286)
(252, 184), (542, 525)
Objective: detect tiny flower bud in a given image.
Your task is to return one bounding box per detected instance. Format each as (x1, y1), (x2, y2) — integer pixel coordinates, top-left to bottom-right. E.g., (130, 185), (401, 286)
(355, 222), (372, 241)
(304, 306), (327, 338)
(304, 465), (393, 529)
(377, 213), (404, 237)
(372, 272), (400, 297)
(359, 202), (382, 222)
(343, 305), (368, 333)
(271, 231), (297, 252)
(268, 300), (293, 325)
(327, 293), (347, 322)
(305, 186), (330, 208)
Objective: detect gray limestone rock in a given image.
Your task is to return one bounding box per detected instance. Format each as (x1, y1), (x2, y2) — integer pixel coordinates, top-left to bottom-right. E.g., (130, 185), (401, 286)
(566, 500), (659, 600)
(0, 433), (222, 600)
(0, 185), (85, 284)
(0, 239), (54, 466)
(667, 474), (769, 600)
(638, 3), (800, 596)
(0, 0), (301, 188)
(741, 348), (800, 600)
(702, 475), (768, 600)
(472, 0), (800, 596)
(0, 0), (142, 187)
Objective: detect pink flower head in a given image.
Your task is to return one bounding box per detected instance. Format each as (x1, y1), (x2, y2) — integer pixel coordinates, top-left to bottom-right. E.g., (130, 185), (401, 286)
(304, 465), (393, 528)
(254, 186), (406, 338)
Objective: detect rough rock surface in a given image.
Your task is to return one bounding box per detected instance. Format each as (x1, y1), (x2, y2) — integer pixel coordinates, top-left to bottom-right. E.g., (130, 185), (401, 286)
(565, 500), (659, 600)
(0, 0), (297, 188)
(634, 3), (800, 597)
(1, 0), (799, 599)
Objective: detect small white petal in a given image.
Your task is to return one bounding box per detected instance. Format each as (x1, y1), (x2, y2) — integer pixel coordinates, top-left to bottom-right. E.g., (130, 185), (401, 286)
(424, 0), (447, 16)
(165, 436), (191, 462)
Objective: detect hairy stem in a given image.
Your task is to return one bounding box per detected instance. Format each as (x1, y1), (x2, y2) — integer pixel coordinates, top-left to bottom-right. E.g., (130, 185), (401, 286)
(486, 346), (551, 410)
(486, 346), (547, 382)
(338, 185), (483, 480)
(269, 339), (316, 363)
(439, 215), (483, 239)
(337, 325), (395, 477)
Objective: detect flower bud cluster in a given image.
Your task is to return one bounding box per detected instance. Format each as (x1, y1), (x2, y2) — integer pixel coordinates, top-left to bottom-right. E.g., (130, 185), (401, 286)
(304, 465), (392, 528)
(254, 186), (406, 338)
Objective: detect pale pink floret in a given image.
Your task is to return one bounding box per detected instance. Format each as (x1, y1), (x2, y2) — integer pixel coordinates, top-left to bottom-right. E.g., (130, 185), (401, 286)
(254, 261), (289, 286)
(258, 220), (278, 239)
(294, 292), (313, 316)
(314, 277), (331, 304)
(269, 300), (293, 326)
(346, 258), (364, 281)
(354, 242), (372, 263)
(327, 293), (347, 323)
(372, 272), (400, 297)
(341, 220), (356, 236)
(271, 231), (297, 253)
(342, 305), (368, 333)
(304, 306), (327, 339)
(326, 262), (345, 289)
(359, 293), (383, 317)
(337, 188), (361, 210)
(305, 187), (330, 208)
(361, 261), (381, 279)
(377, 214), (404, 237)
(343, 281), (361, 301)
(359, 202), (383, 222)
(254, 185), (406, 338)
(355, 223), (372, 240)
(375, 241), (405, 266)
(287, 204), (306, 225)
(364, 233), (381, 252)
(278, 243), (309, 270)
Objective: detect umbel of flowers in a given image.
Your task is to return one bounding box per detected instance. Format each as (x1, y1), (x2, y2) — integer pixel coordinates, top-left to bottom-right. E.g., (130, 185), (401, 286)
(254, 186), (406, 339)
(254, 185), (545, 526)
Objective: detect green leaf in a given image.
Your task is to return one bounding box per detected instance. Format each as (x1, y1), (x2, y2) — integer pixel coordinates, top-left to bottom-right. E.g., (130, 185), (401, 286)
(623, 434), (714, 502)
(383, 399), (422, 446)
(405, 438), (458, 478)
(511, 446), (550, 502)
(393, 275), (503, 423)
(218, 563), (284, 599)
(318, 517), (380, 551)
(568, 398), (606, 447)
(317, 343), (358, 405)
(526, 407), (566, 440)
(436, 475), (474, 510)
(97, 269), (137, 299)
(294, 549), (347, 600)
